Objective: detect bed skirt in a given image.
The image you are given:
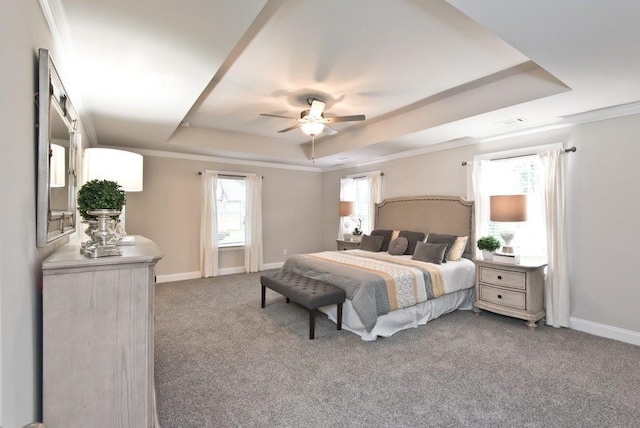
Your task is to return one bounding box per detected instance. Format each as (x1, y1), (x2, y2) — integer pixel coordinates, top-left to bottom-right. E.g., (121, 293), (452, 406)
(319, 287), (475, 341)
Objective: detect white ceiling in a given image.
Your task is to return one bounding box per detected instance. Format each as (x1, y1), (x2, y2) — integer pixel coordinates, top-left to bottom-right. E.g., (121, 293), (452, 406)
(49, 0), (640, 169)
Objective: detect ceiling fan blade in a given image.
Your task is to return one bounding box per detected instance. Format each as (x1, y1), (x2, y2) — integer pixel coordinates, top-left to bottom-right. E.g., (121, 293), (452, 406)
(260, 113), (297, 119)
(324, 114), (366, 123)
(278, 123), (302, 133)
(309, 99), (326, 118)
(323, 125), (338, 135)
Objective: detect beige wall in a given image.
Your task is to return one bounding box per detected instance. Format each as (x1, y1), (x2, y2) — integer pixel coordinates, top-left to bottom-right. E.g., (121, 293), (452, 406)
(125, 156), (324, 276)
(321, 117), (640, 336)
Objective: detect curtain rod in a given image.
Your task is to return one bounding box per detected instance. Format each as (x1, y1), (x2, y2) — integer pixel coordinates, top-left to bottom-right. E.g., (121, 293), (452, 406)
(461, 146), (576, 166)
(197, 172), (264, 179)
(349, 172), (385, 179)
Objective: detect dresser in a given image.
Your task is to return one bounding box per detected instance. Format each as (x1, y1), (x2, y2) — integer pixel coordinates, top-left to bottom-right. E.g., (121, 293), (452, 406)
(473, 259), (546, 330)
(336, 239), (360, 250)
(42, 236), (163, 427)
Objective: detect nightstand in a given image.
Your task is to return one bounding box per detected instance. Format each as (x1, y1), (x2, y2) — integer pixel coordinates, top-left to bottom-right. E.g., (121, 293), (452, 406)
(336, 239), (360, 251)
(473, 259), (547, 330)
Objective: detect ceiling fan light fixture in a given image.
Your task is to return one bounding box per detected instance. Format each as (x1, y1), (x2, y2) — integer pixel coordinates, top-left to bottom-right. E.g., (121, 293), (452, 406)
(301, 121), (324, 136)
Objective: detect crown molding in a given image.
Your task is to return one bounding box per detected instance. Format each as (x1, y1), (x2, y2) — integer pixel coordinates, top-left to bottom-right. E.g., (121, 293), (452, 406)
(97, 145), (323, 173)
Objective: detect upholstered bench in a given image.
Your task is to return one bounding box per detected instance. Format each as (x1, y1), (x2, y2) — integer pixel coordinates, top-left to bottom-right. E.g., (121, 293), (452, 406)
(260, 271), (346, 339)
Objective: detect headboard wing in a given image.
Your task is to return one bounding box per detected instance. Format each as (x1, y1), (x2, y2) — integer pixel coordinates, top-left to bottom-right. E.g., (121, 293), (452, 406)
(375, 195), (475, 257)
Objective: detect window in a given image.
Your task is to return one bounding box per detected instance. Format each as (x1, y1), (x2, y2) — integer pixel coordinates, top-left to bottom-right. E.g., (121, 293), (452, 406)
(484, 155), (546, 259)
(353, 177), (371, 233)
(216, 177), (246, 247)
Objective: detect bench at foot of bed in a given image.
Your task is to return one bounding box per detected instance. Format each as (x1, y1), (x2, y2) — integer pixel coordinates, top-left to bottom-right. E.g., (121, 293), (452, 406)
(260, 271), (345, 339)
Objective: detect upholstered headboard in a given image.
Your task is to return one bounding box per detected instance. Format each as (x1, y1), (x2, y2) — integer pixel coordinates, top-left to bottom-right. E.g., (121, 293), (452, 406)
(375, 195), (475, 258)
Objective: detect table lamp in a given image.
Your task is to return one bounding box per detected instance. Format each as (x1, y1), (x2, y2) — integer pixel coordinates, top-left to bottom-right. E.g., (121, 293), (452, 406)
(490, 194), (527, 255)
(339, 201), (355, 241)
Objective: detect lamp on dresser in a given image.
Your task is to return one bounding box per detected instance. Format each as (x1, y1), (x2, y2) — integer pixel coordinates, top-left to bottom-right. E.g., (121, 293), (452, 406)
(83, 148), (143, 242)
(490, 194), (527, 263)
(339, 200), (355, 241)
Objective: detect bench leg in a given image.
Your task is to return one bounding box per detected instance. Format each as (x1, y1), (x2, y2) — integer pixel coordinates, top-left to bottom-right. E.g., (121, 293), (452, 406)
(337, 303), (343, 331)
(309, 310), (315, 340)
(261, 285), (266, 308)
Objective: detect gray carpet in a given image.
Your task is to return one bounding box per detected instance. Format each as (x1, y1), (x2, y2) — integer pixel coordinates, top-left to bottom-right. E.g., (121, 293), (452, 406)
(154, 272), (640, 427)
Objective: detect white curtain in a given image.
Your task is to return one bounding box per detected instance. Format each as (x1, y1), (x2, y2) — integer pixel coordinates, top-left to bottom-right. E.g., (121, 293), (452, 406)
(366, 172), (382, 234)
(471, 160), (491, 250)
(539, 149), (570, 327)
(337, 177), (356, 239)
(200, 171), (218, 277)
(244, 175), (263, 273)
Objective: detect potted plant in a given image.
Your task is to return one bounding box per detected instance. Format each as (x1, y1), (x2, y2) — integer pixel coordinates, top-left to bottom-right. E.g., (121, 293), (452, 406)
(476, 236), (501, 260)
(77, 179), (126, 220)
(352, 219), (363, 243)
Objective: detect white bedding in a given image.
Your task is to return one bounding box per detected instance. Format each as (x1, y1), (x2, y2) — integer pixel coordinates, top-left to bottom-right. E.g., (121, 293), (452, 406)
(319, 252), (476, 341)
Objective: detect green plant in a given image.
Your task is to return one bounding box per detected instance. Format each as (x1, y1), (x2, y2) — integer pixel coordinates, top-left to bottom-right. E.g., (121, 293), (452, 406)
(352, 218), (363, 235)
(77, 179), (126, 220)
(476, 236), (501, 252)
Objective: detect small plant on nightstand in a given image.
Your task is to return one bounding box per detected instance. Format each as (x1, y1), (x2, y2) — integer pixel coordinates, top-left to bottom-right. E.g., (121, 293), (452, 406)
(477, 236), (501, 260)
(352, 219), (363, 242)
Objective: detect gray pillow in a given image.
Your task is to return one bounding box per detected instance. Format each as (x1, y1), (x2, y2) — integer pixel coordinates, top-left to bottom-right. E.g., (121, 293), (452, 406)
(359, 235), (384, 252)
(412, 242), (448, 264)
(371, 229), (393, 252)
(426, 233), (458, 263)
(388, 236), (408, 255)
(398, 230), (426, 255)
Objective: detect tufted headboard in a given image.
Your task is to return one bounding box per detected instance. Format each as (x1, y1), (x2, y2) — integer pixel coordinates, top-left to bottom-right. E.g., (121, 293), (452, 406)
(375, 195), (475, 258)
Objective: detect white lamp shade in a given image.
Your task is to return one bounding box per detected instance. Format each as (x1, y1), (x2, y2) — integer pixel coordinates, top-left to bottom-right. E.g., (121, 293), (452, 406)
(490, 195), (527, 222)
(50, 144), (66, 188)
(83, 148), (143, 191)
(301, 122), (324, 136)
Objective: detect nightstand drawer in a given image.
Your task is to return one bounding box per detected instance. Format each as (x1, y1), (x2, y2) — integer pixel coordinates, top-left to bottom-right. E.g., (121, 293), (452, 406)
(479, 267), (526, 290)
(479, 284), (526, 310)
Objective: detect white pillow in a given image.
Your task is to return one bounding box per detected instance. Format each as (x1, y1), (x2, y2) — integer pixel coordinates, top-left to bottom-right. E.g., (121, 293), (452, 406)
(447, 236), (468, 261)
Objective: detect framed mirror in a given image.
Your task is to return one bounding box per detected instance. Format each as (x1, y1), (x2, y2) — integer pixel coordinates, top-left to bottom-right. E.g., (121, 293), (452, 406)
(37, 48), (79, 247)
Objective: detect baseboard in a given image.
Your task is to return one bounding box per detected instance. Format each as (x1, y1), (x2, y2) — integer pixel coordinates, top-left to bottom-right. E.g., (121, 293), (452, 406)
(569, 317), (640, 346)
(157, 263), (284, 283)
(156, 271), (201, 283)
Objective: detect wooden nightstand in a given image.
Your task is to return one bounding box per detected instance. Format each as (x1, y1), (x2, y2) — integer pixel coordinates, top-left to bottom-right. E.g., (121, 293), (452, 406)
(473, 259), (547, 330)
(336, 239), (360, 251)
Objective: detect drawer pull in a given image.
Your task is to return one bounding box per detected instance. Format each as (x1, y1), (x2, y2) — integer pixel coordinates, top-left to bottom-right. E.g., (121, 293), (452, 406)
(497, 275), (502, 280)
(497, 294), (502, 299)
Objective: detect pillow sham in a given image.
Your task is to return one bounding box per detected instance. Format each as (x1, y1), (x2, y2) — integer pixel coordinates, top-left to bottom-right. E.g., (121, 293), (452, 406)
(370, 229), (393, 252)
(398, 230), (426, 255)
(388, 236), (408, 255)
(412, 242), (448, 264)
(425, 233), (458, 263)
(447, 236), (469, 261)
(359, 235), (384, 252)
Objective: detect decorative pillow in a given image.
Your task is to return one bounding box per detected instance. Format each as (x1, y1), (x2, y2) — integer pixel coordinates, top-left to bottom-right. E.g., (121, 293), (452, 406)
(425, 233), (458, 263)
(447, 236), (469, 261)
(370, 229), (393, 252)
(388, 236), (408, 255)
(398, 230), (426, 255)
(359, 235), (384, 252)
(412, 242), (448, 264)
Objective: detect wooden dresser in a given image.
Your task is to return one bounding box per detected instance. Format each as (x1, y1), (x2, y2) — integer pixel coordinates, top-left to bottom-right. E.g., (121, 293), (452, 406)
(473, 259), (546, 330)
(42, 236), (163, 427)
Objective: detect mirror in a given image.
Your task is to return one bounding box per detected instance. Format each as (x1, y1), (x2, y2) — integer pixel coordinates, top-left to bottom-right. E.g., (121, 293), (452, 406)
(37, 48), (79, 247)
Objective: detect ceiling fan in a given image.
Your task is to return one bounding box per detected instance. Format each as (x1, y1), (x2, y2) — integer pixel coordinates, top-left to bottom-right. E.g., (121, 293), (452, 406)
(260, 97), (365, 136)
(260, 97), (365, 161)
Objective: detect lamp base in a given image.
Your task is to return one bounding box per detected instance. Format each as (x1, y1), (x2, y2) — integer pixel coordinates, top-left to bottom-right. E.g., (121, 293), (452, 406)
(501, 245), (515, 254)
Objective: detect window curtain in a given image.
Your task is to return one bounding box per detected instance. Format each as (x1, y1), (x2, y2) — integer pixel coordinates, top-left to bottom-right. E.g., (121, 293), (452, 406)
(366, 172), (382, 233)
(244, 175), (263, 273)
(337, 177), (356, 239)
(471, 160), (491, 251)
(538, 149), (570, 327)
(200, 171), (218, 277)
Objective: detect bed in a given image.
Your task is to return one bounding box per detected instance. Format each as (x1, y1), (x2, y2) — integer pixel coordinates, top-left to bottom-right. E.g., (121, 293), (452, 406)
(282, 195), (476, 341)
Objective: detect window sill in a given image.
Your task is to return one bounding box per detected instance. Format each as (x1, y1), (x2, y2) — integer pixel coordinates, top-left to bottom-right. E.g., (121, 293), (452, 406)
(219, 245), (245, 252)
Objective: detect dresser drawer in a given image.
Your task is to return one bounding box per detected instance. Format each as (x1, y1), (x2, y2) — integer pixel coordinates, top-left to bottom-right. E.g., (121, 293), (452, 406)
(479, 284), (526, 310)
(479, 267), (526, 290)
